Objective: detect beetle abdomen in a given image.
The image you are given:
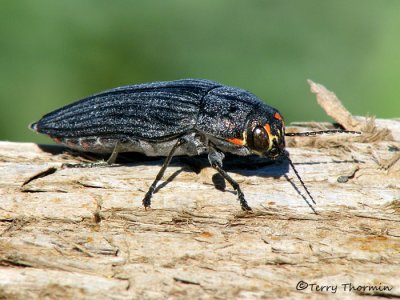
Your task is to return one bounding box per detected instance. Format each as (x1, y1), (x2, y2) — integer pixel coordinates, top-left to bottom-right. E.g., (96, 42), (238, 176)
(31, 79), (220, 141)
(51, 135), (206, 156)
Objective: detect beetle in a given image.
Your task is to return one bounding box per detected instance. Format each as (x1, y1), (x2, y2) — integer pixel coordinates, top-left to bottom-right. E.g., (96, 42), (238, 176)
(30, 79), (359, 211)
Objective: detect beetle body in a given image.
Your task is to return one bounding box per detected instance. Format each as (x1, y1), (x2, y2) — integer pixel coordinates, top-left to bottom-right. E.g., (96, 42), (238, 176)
(31, 79), (286, 160)
(32, 78), (356, 211)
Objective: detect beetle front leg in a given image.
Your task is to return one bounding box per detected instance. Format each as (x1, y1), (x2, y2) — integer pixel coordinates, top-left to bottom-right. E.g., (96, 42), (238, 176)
(142, 138), (186, 209)
(208, 147), (252, 211)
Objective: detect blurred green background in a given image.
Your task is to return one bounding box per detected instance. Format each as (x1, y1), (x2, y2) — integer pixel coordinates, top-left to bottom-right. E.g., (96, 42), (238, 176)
(1, 0), (399, 143)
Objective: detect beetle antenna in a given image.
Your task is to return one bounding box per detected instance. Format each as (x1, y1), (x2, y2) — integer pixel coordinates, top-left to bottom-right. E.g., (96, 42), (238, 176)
(285, 130), (361, 137)
(286, 156), (316, 206)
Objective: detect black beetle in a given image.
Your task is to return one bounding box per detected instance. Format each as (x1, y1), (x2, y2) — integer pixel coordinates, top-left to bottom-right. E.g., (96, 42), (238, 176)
(30, 79), (359, 211)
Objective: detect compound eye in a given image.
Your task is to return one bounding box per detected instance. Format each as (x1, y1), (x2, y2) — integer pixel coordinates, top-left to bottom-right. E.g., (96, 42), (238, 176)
(252, 126), (269, 151)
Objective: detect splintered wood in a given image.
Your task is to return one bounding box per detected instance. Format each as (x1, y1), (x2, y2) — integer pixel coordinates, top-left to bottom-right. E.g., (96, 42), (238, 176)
(307, 79), (362, 131)
(1, 83), (399, 299)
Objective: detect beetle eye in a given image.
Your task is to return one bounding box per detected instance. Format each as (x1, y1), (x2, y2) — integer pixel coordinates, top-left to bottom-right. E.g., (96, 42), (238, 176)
(251, 126), (269, 151)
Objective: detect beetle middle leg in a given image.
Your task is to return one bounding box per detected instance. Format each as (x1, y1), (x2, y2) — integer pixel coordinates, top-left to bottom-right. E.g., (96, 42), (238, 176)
(142, 138), (186, 209)
(208, 147), (252, 211)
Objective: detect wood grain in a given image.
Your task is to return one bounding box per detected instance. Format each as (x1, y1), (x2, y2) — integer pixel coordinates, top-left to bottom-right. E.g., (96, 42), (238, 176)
(1, 83), (399, 299)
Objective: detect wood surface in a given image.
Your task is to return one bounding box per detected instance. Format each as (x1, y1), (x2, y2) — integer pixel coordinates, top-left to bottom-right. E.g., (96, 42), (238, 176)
(0, 82), (399, 299)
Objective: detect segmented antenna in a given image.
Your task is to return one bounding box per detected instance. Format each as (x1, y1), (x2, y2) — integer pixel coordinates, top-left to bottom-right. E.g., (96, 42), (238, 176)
(284, 130), (360, 214)
(285, 130), (361, 137)
(287, 157), (316, 206)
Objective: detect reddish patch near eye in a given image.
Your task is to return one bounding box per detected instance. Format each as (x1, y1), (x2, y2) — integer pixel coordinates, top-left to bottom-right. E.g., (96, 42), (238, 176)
(227, 138), (244, 145)
(274, 112), (283, 121)
(264, 123), (271, 135)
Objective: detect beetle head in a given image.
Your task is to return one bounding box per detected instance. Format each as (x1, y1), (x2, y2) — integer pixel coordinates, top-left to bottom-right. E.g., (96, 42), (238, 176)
(246, 111), (285, 159)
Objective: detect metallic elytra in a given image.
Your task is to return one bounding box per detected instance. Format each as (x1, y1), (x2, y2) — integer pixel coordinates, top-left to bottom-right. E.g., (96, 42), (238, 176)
(30, 78), (361, 211)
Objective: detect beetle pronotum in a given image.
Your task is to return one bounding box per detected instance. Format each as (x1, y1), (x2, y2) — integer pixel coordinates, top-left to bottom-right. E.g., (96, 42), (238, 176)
(30, 79), (360, 211)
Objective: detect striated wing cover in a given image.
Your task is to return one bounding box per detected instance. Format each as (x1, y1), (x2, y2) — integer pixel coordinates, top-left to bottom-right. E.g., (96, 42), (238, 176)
(31, 79), (220, 141)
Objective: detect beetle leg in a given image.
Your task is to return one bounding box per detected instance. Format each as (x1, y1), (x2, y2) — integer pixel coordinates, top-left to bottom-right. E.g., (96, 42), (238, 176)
(142, 138), (186, 209)
(106, 142), (120, 164)
(62, 142), (121, 168)
(208, 147), (252, 211)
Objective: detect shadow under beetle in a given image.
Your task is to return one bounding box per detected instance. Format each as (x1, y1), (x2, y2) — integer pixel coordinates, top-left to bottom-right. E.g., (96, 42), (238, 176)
(30, 79), (360, 211)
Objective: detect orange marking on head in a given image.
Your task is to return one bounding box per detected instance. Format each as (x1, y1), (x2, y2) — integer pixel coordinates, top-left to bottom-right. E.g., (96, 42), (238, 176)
(264, 123), (271, 135)
(227, 138), (244, 145)
(274, 112), (283, 121)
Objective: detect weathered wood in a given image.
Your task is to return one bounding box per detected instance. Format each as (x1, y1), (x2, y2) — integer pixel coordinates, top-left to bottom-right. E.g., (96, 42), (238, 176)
(0, 83), (399, 299)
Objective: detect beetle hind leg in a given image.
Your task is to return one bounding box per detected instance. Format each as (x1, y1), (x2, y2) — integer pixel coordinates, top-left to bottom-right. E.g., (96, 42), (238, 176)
(62, 142), (121, 169)
(208, 147), (252, 211)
